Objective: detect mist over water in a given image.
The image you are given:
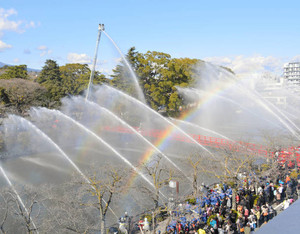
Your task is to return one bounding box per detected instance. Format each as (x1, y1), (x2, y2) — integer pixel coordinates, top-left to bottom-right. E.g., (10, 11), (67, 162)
(177, 63), (300, 144)
(1, 86), (210, 224)
(1, 60), (300, 229)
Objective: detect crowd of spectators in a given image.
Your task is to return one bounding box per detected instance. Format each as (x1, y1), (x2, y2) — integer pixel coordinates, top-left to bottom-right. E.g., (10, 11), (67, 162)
(165, 170), (299, 234)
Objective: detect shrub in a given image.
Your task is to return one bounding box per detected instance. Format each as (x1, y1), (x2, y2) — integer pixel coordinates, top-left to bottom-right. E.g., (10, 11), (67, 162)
(290, 170), (299, 179)
(156, 210), (168, 223)
(230, 209), (238, 222)
(252, 195), (259, 206)
(186, 197), (196, 205)
(261, 163), (271, 172)
(140, 213), (152, 224)
(207, 214), (225, 225)
(207, 214), (217, 226)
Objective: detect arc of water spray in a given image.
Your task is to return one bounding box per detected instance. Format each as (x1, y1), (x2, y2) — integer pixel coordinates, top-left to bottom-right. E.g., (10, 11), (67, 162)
(253, 90), (300, 135)
(33, 108), (168, 202)
(9, 115), (118, 219)
(102, 31), (146, 104)
(86, 24), (104, 101)
(207, 67), (300, 141)
(170, 118), (268, 158)
(0, 166), (39, 233)
(101, 85), (217, 159)
(178, 85), (300, 155)
(170, 118), (234, 142)
(81, 97), (191, 182)
(184, 87), (282, 129)
(280, 108), (299, 120)
(236, 85), (300, 140)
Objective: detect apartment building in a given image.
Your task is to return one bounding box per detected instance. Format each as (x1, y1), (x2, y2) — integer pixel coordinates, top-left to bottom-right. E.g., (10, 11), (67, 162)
(284, 62), (300, 84)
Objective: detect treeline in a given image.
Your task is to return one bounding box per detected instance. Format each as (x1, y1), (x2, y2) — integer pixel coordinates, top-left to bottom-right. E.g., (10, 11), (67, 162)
(0, 62), (107, 116)
(0, 47), (232, 117)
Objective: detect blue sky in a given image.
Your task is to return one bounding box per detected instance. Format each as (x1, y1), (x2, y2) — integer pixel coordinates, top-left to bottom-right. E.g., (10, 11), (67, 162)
(1, 0), (300, 76)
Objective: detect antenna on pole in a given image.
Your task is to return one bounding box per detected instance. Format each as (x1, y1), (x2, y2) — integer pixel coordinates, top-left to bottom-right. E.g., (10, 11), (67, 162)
(86, 24), (105, 101)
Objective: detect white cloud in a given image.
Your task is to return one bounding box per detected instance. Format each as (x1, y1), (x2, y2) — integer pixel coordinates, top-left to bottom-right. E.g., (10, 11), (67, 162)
(114, 57), (122, 63)
(37, 45), (52, 57)
(291, 55), (300, 63)
(204, 55), (286, 76)
(25, 20), (39, 28)
(40, 51), (46, 57)
(37, 45), (48, 51)
(67, 53), (91, 64)
(0, 8), (23, 33)
(0, 8), (17, 17)
(0, 8), (38, 52)
(13, 58), (19, 63)
(0, 40), (12, 52)
(99, 59), (108, 65)
(98, 67), (111, 74)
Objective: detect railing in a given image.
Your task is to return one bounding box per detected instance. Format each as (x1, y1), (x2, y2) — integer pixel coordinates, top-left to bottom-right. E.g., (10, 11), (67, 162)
(102, 126), (300, 166)
(102, 126), (270, 156)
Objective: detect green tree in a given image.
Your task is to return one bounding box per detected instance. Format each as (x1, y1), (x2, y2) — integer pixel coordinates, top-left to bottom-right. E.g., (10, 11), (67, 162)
(37, 60), (108, 103)
(110, 47), (205, 116)
(110, 47), (141, 98)
(0, 65), (28, 79)
(163, 58), (200, 116)
(36, 59), (63, 102)
(60, 63), (107, 96)
(136, 51), (171, 110)
(137, 53), (199, 116)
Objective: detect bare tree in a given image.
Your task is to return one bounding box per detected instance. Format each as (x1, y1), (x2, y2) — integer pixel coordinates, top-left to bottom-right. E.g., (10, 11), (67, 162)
(34, 165), (128, 234)
(202, 146), (259, 210)
(140, 155), (174, 210)
(185, 154), (209, 197)
(259, 130), (298, 180)
(132, 155), (176, 232)
(0, 192), (10, 234)
(79, 166), (128, 234)
(0, 187), (41, 234)
(38, 182), (95, 233)
(0, 165), (140, 233)
(87, 169), (122, 233)
(13, 193), (39, 233)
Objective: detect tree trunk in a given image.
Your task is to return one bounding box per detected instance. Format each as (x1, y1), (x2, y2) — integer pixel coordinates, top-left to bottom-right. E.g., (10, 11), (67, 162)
(193, 173), (197, 196)
(152, 211), (155, 233)
(100, 216), (105, 234)
(232, 188), (237, 211)
(154, 191), (159, 209)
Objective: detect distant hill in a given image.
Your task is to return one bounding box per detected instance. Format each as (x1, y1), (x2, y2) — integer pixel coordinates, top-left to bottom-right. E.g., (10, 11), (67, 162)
(0, 62), (40, 72)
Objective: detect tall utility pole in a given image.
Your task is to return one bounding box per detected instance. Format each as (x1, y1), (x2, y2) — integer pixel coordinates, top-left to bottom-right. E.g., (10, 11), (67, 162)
(86, 24), (105, 101)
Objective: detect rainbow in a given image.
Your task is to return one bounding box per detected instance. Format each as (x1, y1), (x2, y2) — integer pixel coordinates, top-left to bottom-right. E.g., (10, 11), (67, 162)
(122, 126), (176, 193)
(122, 79), (239, 193)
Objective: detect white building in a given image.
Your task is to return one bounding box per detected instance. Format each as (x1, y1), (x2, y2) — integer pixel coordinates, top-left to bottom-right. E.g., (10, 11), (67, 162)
(255, 75), (287, 107)
(284, 62), (300, 84)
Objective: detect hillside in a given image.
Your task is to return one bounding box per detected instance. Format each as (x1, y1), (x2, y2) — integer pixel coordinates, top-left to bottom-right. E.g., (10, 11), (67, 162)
(0, 61), (40, 72)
